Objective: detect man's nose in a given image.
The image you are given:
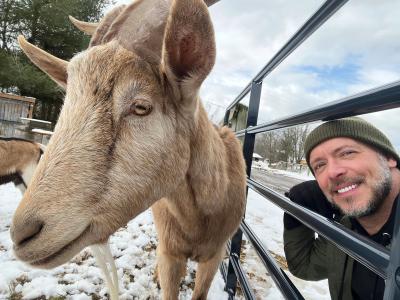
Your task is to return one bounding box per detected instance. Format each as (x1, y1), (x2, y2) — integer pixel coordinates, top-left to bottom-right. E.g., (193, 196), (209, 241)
(327, 160), (346, 179)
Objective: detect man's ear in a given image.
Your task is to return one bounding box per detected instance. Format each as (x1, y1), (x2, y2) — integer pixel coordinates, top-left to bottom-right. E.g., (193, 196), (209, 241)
(18, 35), (68, 89)
(161, 0), (215, 106)
(388, 157), (397, 168)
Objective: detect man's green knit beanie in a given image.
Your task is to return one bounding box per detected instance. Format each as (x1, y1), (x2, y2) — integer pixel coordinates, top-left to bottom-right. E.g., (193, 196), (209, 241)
(304, 117), (400, 172)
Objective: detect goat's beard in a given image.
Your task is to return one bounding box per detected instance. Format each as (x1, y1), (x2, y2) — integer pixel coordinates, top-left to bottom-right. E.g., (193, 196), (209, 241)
(326, 155), (392, 218)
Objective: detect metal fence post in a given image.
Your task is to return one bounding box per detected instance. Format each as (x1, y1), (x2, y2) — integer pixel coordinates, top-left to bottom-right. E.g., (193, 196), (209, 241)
(225, 81), (262, 298)
(224, 110), (230, 127)
(384, 201), (400, 299)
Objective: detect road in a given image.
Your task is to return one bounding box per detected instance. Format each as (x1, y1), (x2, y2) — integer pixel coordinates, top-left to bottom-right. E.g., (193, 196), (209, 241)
(250, 168), (305, 195)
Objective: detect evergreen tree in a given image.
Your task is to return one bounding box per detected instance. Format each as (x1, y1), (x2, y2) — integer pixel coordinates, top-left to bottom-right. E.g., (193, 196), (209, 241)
(0, 0), (112, 122)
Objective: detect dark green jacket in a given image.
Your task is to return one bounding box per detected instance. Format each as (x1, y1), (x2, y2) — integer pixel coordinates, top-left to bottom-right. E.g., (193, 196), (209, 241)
(284, 217), (354, 300)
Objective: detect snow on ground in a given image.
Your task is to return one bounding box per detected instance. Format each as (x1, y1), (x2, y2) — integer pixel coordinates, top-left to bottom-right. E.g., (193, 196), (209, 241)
(0, 170), (329, 299)
(244, 189), (329, 299)
(0, 183), (228, 300)
(253, 161), (314, 181)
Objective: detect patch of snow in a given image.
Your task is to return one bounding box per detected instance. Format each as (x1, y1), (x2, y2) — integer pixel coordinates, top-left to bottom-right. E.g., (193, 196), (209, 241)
(244, 188), (329, 299)
(269, 168), (314, 181)
(31, 128), (53, 135)
(253, 162), (314, 181)
(21, 277), (66, 299)
(252, 153), (263, 159)
(0, 175), (328, 299)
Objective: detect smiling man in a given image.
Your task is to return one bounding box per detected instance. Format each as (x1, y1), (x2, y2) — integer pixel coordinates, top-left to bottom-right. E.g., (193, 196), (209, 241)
(283, 117), (400, 300)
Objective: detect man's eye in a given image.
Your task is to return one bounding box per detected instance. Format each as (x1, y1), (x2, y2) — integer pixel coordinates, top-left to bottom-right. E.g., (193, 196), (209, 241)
(341, 150), (355, 157)
(313, 162), (325, 172)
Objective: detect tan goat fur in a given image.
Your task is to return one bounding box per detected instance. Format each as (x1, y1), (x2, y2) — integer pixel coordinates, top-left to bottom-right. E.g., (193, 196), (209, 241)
(0, 138), (43, 192)
(11, 0), (246, 299)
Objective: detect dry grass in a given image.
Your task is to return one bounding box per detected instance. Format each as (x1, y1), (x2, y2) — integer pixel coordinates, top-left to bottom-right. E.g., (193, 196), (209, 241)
(7, 275), (30, 300)
(7, 291), (23, 300)
(269, 251), (288, 270)
(90, 294), (102, 300)
(143, 242), (157, 252)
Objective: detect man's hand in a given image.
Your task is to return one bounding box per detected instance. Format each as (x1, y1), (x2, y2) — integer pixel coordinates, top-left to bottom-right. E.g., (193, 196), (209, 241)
(284, 180), (340, 230)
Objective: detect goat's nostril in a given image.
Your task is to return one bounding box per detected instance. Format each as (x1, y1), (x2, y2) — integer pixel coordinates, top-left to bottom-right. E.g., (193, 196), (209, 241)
(11, 220), (44, 247)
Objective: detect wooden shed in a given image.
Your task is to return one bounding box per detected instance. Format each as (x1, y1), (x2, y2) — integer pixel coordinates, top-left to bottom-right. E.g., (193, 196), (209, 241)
(0, 92), (35, 122)
(227, 103), (248, 132)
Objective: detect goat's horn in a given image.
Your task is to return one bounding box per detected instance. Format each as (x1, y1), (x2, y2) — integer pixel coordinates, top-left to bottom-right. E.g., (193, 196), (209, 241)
(204, 0), (220, 6)
(18, 35), (68, 88)
(69, 16), (99, 35)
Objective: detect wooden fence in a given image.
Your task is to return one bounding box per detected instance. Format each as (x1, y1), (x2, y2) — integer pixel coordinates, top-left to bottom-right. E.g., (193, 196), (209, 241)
(0, 92), (35, 122)
(0, 93), (53, 144)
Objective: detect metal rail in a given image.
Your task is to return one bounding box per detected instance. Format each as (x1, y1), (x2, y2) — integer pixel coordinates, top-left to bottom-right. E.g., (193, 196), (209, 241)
(228, 250), (256, 300)
(221, 0), (400, 298)
(224, 82), (262, 296)
(247, 80), (400, 135)
(240, 220), (304, 300)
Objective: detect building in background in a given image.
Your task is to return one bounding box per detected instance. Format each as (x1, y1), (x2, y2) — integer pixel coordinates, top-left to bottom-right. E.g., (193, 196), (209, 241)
(227, 103), (248, 131)
(0, 93), (52, 144)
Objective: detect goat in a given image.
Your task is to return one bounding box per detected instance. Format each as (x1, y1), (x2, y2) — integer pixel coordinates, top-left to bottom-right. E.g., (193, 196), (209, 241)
(11, 0), (246, 299)
(0, 137), (44, 193)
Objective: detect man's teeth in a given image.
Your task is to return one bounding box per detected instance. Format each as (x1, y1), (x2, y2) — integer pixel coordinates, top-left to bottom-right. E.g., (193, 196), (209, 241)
(337, 184), (357, 194)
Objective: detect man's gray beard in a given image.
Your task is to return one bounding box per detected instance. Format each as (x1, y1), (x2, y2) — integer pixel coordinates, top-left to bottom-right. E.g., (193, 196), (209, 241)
(327, 155), (392, 218)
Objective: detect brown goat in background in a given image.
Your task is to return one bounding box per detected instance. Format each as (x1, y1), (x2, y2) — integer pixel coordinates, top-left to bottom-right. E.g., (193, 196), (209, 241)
(0, 137), (44, 193)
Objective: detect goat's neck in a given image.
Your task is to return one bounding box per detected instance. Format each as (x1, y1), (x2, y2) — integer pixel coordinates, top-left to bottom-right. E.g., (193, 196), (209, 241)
(173, 103), (228, 214)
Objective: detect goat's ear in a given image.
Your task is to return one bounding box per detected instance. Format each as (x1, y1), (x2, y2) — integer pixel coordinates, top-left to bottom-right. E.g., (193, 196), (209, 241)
(68, 16), (98, 35)
(18, 36), (68, 89)
(162, 0), (215, 101)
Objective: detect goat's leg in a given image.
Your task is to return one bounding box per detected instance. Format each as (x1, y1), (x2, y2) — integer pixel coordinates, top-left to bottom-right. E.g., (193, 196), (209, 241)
(191, 248), (225, 300)
(157, 251), (187, 300)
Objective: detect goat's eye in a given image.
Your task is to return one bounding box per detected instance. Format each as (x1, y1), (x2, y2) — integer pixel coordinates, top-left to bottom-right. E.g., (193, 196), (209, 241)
(130, 99), (153, 116)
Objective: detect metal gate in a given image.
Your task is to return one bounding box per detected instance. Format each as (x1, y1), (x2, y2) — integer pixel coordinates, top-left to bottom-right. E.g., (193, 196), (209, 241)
(220, 1), (400, 299)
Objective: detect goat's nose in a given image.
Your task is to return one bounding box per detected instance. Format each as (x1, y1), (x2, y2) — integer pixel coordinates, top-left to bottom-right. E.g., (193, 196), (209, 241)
(11, 218), (44, 247)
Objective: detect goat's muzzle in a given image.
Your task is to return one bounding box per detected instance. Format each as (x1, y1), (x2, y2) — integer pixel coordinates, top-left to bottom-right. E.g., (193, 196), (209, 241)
(11, 217), (44, 247)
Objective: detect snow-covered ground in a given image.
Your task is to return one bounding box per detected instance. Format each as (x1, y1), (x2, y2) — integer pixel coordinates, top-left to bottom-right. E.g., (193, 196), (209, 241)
(244, 189), (329, 300)
(0, 169), (329, 299)
(252, 161), (314, 181)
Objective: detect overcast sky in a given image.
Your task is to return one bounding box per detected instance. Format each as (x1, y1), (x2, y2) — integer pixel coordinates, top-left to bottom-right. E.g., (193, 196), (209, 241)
(114, 0), (400, 151)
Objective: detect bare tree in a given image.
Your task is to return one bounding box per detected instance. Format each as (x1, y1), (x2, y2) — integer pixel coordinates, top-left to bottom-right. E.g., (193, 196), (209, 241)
(254, 125), (310, 165)
(255, 131), (279, 164)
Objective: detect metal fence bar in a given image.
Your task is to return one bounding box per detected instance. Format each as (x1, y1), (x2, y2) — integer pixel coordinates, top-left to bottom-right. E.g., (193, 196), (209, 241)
(227, 251), (257, 300)
(235, 129), (246, 137)
(243, 82), (262, 175)
(220, 262), (235, 300)
(240, 220), (304, 300)
(226, 83), (251, 113)
(225, 230), (244, 297)
(225, 81), (263, 297)
(220, 261), (235, 300)
(220, 261), (228, 283)
(247, 177), (390, 279)
(246, 80), (400, 135)
(226, 0), (348, 112)
(225, 241), (256, 300)
(383, 201), (400, 299)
